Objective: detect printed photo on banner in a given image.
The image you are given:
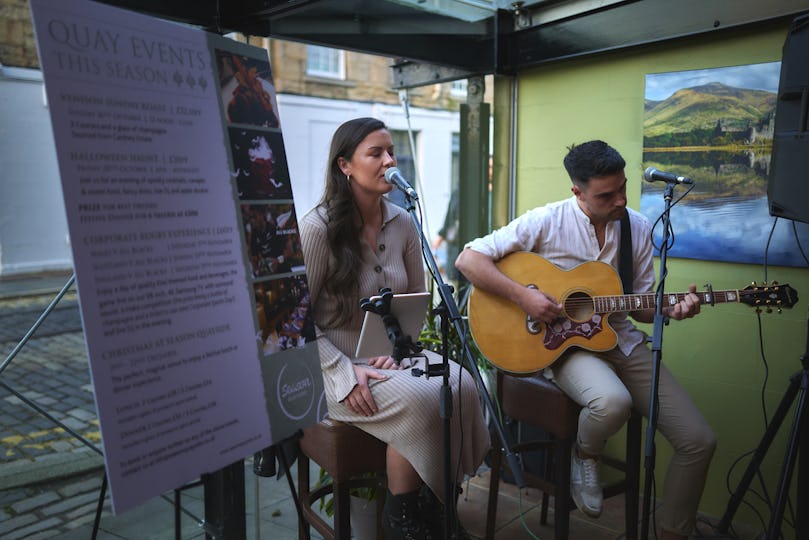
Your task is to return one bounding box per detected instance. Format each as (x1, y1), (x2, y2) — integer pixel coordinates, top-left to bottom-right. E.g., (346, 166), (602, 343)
(241, 203), (304, 278)
(215, 50), (280, 128)
(229, 127), (293, 200)
(253, 275), (314, 356)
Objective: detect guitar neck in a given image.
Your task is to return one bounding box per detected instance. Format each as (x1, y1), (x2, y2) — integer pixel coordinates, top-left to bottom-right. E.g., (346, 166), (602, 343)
(594, 290), (741, 313)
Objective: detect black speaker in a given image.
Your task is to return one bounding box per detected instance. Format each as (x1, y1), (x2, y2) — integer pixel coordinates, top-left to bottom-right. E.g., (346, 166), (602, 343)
(769, 13), (809, 225)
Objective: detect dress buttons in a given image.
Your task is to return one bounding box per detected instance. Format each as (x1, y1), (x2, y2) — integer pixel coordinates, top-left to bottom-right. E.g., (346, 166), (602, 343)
(374, 265), (382, 273)
(379, 244), (386, 252)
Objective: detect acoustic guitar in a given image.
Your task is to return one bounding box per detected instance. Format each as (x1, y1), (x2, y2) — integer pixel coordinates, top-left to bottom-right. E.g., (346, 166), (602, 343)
(468, 251), (799, 374)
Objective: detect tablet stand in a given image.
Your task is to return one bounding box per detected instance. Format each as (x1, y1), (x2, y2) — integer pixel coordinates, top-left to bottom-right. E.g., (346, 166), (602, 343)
(360, 288), (423, 365)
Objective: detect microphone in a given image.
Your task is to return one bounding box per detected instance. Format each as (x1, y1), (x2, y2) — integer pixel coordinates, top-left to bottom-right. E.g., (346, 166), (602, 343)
(643, 167), (694, 185)
(384, 167), (419, 200)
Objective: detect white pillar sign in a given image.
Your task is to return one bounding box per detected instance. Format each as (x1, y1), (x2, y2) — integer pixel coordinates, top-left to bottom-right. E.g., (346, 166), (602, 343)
(29, 0), (322, 513)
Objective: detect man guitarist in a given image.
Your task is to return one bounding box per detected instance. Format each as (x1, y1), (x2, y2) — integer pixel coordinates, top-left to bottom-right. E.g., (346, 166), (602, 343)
(455, 140), (715, 540)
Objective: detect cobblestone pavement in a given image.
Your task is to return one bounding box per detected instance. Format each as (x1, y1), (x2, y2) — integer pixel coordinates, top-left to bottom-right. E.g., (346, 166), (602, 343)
(0, 288), (112, 539)
(0, 293), (98, 461)
(0, 284), (309, 540)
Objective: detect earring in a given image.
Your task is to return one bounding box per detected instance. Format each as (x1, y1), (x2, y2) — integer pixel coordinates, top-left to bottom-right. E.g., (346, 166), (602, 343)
(346, 174), (351, 183)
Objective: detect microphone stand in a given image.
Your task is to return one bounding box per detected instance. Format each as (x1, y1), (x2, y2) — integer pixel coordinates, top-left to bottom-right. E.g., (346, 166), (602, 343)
(401, 193), (525, 539)
(641, 181), (677, 540)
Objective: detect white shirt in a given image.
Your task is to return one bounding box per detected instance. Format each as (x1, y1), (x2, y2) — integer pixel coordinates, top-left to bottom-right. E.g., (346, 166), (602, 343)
(465, 196), (655, 356)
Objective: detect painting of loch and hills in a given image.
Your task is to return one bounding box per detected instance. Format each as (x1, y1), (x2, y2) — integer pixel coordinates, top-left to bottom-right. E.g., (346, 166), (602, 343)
(641, 62), (808, 267)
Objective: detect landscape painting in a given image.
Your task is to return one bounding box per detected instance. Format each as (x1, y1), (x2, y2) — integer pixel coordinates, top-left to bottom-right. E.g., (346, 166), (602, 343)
(641, 62), (809, 267)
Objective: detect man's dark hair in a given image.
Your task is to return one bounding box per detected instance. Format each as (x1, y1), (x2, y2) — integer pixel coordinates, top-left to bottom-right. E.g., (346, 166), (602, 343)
(563, 140), (626, 186)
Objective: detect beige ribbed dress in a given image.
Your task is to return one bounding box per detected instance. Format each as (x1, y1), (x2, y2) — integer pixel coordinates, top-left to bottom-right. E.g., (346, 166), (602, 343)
(299, 199), (490, 503)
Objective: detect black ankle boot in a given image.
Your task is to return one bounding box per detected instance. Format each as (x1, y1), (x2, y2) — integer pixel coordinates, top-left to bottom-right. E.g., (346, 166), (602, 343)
(417, 486), (445, 538)
(419, 486), (471, 540)
(382, 489), (433, 540)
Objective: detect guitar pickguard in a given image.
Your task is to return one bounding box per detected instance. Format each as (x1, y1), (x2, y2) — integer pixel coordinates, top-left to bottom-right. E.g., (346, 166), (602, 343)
(542, 314), (604, 350)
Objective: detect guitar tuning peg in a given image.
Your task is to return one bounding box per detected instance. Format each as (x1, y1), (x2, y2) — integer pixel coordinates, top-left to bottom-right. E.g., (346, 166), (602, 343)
(766, 307), (773, 314)
(772, 280), (779, 286)
(777, 307), (783, 314)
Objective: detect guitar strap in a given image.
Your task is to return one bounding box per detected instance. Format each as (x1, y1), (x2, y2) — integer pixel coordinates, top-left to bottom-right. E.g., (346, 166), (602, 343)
(619, 212), (633, 294)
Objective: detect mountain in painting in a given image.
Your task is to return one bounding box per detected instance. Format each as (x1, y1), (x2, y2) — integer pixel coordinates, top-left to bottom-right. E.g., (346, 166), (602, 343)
(644, 82), (776, 142)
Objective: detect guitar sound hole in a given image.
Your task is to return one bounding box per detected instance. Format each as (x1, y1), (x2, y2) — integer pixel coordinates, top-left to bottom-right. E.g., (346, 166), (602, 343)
(564, 291), (595, 321)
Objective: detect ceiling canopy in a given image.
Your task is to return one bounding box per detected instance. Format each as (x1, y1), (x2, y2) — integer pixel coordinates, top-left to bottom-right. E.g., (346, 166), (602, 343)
(97, 0), (809, 83)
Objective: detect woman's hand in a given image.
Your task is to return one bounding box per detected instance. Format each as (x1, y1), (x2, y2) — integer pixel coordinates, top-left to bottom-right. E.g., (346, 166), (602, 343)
(344, 364), (389, 416)
(365, 355), (402, 370)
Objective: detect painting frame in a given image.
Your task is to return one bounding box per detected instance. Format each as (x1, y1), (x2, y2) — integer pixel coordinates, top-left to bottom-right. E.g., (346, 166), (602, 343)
(640, 62), (809, 268)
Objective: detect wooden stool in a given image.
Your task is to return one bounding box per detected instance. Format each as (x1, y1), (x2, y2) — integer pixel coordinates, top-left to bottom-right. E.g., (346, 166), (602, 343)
(485, 371), (641, 540)
(297, 418), (388, 540)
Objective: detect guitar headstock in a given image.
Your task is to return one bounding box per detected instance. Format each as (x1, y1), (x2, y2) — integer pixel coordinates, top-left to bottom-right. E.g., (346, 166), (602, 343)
(740, 282), (799, 313)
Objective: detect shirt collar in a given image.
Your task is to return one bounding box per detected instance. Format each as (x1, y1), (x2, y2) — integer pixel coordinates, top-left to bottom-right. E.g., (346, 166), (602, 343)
(568, 195), (619, 233)
(569, 195), (592, 226)
(380, 198), (400, 229)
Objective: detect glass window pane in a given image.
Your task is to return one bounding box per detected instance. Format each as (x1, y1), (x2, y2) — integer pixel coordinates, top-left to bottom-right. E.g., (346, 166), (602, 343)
(306, 45), (344, 79)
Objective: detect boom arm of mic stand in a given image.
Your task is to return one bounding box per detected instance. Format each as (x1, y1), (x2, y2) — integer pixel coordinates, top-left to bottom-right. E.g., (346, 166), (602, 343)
(404, 198), (526, 489)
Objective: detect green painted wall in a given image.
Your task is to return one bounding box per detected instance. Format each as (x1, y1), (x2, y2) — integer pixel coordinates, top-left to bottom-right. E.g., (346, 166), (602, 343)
(512, 22), (809, 533)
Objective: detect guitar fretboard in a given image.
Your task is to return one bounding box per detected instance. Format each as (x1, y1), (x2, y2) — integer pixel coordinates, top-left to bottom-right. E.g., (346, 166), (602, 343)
(592, 290), (741, 313)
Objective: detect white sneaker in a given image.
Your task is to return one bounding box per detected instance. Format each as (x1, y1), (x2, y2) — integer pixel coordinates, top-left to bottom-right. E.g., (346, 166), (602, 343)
(570, 446), (603, 518)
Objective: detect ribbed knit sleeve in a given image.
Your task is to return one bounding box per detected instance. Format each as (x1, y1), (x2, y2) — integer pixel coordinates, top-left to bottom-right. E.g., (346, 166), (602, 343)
(299, 199), (427, 403)
(299, 206), (358, 402)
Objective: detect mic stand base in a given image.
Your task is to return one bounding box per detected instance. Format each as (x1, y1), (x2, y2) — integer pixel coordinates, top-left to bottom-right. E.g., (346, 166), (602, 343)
(403, 193), (524, 540)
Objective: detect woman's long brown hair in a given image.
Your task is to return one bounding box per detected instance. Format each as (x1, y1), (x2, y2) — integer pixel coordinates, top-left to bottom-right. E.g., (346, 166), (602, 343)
(318, 117), (387, 326)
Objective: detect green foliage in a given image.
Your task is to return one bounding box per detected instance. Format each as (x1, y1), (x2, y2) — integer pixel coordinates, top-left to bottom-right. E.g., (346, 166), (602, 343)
(315, 468), (378, 518)
(643, 128), (760, 149)
(418, 281), (491, 378)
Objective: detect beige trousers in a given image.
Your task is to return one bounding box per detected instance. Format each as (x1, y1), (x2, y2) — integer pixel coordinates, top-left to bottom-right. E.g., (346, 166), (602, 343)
(550, 344), (716, 536)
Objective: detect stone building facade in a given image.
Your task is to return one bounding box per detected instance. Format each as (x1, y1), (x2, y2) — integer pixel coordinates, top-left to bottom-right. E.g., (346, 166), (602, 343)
(0, 0), (38, 68)
(0, 0), (478, 276)
(0, 0), (467, 112)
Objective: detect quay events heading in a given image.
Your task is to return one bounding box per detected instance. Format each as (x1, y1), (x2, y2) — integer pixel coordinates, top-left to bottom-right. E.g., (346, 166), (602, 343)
(40, 17), (210, 89)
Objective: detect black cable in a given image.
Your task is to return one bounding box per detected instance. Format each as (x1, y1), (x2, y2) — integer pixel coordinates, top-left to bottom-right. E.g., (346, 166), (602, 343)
(718, 213), (809, 539)
(763, 216), (778, 284)
(649, 183), (693, 254)
(792, 220), (809, 266)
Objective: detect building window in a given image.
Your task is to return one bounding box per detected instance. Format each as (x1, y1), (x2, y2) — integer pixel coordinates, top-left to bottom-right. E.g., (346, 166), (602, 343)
(386, 130), (417, 208)
(450, 79), (468, 98)
(306, 45), (345, 79)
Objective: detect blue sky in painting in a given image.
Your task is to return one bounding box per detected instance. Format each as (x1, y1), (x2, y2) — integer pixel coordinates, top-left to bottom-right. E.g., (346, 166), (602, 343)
(645, 62), (781, 101)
